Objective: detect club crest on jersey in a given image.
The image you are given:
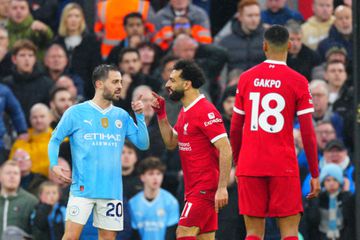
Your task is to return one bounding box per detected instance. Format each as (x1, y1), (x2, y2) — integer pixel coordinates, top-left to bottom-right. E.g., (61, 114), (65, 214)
(183, 123), (189, 135)
(208, 112), (215, 119)
(101, 118), (109, 128)
(115, 120), (122, 128)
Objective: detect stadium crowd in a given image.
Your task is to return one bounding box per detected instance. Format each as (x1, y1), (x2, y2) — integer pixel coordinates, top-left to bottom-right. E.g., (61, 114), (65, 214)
(0, 0), (356, 239)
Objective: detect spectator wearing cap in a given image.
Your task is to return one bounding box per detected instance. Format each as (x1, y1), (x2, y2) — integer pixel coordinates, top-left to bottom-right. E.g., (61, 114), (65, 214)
(303, 163), (355, 240)
(1, 39), (53, 121)
(153, 0), (212, 50)
(285, 20), (321, 81)
(301, 0), (335, 51)
(302, 139), (355, 197)
(261, 0), (304, 26)
(312, 46), (348, 80)
(0, 160), (38, 238)
(6, 0), (53, 60)
(317, 5), (353, 62)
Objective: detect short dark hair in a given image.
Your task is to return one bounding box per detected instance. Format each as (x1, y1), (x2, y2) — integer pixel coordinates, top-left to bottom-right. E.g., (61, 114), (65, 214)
(138, 157), (166, 175)
(325, 60), (346, 71)
(49, 87), (70, 101)
(123, 12), (144, 26)
(118, 47), (140, 64)
(264, 25), (289, 49)
(161, 55), (179, 68)
(124, 140), (136, 152)
(173, 59), (205, 89)
(38, 181), (60, 197)
(92, 64), (119, 87)
(12, 39), (37, 56)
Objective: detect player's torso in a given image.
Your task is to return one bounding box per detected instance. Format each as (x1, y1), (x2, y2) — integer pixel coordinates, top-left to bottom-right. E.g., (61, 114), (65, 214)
(238, 62), (301, 176)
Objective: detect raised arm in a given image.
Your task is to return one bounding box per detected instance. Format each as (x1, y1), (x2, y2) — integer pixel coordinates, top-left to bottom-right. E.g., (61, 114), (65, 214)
(151, 92), (178, 150)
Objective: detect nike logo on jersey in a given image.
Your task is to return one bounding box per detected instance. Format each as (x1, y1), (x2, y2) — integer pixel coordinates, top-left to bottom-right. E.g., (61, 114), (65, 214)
(84, 120), (93, 126)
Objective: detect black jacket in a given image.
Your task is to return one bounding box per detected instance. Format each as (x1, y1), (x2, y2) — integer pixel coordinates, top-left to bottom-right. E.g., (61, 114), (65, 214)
(1, 66), (54, 120)
(53, 33), (102, 99)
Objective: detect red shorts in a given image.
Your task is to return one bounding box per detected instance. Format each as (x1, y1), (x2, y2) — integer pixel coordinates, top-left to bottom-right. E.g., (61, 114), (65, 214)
(238, 176), (303, 217)
(178, 197), (217, 234)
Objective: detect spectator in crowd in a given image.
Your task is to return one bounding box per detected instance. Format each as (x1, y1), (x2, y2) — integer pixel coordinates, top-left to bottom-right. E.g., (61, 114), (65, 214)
(107, 12), (149, 65)
(122, 141), (143, 200)
(285, 20), (321, 81)
(138, 41), (162, 78)
(0, 83), (27, 164)
(317, 5), (352, 61)
(10, 103), (53, 177)
(154, 0), (212, 50)
(302, 139), (355, 196)
(44, 43), (84, 97)
(304, 163), (355, 240)
(27, 0), (58, 32)
(55, 74), (81, 103)
(132, 85), (166, 160)
(54, 2), (101, 99)
(0, 160), (38, 237)
(0, 0), (10, 27)
(171, 34), (228, 102)
(261, 0), (304, 26)
(301, 0), (335, 50)
(0, 26), (12, 78)
(334, 0), (352, 9)
(312, 46), (348, 80)
(218, 85), (236, 134)
(129, 157), (179, 240)
(1, 39), (53, 120)
(6, 0), (53, 59)
(217, 0), (265, 72)
(324, 60), (348, 106)
(31, 181), (66, 240)
(116, 47), (158, 110)
(310, 79), (343, 139)
(49, 87), (74, 129)
(48, 157), (71, 204)
(94, 0), (155, 59)
(12, 148), (47, 196)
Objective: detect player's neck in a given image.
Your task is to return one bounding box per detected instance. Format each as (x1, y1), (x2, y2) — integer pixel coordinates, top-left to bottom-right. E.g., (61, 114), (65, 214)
(92, 94), (112, 109)
(182, 90), (200, 108)
(266, 52), (288, 63)
(144, 187), (160, 200)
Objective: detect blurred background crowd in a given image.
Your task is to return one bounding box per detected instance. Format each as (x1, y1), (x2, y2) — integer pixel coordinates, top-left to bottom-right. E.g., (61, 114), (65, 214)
(0, 0), (356, 239)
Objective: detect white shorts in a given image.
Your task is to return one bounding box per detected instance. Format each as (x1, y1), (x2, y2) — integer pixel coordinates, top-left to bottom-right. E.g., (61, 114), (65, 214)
(66, 195), (124, 231)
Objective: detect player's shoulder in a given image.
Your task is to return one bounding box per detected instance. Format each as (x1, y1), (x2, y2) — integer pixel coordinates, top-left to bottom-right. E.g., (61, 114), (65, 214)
(198, 97), (219, 113)
(160, 189), (178, 204)
(129, 191), (145, 204)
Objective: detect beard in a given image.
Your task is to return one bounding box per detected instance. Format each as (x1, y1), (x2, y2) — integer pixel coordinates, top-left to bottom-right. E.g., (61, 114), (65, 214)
(103, 88), (120, 101)
(169, 89), (184, 102)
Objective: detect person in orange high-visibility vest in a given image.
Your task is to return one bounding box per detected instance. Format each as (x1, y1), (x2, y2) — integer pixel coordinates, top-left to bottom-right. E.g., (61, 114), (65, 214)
(94, 0), (155, 59)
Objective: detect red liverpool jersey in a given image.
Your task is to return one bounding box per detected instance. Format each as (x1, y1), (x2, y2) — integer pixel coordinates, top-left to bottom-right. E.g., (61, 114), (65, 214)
(234, 60), (314, 177)
(173, 95), (227, 200)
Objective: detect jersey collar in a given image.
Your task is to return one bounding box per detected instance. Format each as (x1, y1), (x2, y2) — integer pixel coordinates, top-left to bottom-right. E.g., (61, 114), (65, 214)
(264, 60), (287, 65)
(88, 100), (113, 114)
(183, 94), (205, 112)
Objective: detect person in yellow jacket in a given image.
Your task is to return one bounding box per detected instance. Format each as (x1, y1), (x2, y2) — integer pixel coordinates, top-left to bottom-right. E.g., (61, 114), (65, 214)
(94, 0), (155, 59)
(9, 103), (53, 177)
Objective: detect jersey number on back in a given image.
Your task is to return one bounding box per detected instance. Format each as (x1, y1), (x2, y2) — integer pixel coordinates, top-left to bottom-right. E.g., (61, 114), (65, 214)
(249, 92), (285, 133)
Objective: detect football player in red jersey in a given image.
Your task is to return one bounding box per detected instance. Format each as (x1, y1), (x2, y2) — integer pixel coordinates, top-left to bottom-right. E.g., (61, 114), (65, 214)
(230, 25), (321, 240)
(151, 60), (232, 240)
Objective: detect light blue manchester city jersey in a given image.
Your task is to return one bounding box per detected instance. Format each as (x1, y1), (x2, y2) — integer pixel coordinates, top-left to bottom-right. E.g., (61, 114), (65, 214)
(48, 101), (149, 200)
(129, 189), (179, 240)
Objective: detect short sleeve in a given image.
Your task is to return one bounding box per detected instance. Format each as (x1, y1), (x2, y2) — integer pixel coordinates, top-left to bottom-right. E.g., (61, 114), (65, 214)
(166, 195), (180, 227)
(233, 77), (245, 115)
(198, 106), (227, 144)
(296, 78), (314, 116)
(51, 108), (75, 141)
